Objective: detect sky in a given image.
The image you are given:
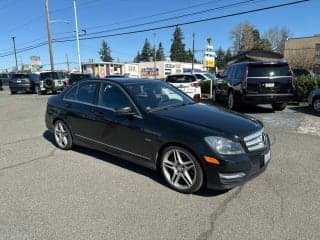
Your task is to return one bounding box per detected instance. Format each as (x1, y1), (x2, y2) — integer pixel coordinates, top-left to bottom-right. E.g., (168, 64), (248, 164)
(0, 0), (318, 71)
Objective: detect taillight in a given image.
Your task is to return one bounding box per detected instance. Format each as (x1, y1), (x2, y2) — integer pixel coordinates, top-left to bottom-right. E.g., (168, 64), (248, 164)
(191, 82), (200, 88)
(242, 66), (248, 89)
(193, 94), (201, 102)
(66, 79), (70, 87)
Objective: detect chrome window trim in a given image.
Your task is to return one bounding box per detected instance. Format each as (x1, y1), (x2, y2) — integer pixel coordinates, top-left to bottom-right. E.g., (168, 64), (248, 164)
(75, 134), (150, 160)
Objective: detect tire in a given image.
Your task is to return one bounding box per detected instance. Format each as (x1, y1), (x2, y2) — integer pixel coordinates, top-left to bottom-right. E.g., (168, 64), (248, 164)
(272, 102), (287, 111)
(160, 146), (204, 194)
(312, 97), (320, 113)
(227, 91), (235, 110)
(211, 88), (216, 102)
(53, 120), (73, 150)
(10, 90), (17, 95)
(34, 85), (40, 94)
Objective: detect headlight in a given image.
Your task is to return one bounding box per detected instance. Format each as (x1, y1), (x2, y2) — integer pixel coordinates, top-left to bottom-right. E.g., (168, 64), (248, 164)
(204, 136), (244, 155)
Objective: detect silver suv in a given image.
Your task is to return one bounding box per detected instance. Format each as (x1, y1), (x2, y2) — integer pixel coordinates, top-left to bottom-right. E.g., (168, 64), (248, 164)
(39, 71), (67, 94)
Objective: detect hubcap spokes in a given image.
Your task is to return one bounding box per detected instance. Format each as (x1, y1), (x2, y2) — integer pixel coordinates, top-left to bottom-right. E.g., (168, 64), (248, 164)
(162, 149), (196, 189)
(54, 122), (68, 147)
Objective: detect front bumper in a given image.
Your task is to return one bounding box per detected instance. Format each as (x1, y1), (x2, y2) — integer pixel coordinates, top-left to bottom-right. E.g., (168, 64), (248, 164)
(203, 145), (271, 190)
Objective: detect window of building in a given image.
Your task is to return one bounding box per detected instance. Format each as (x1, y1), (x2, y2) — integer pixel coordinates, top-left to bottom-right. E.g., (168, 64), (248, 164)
(316, 43), (320, 56)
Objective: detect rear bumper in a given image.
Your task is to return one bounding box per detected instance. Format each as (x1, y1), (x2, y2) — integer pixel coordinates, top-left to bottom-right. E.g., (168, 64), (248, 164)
(9, 83), (33, 92)
(241, 93), (294, 104)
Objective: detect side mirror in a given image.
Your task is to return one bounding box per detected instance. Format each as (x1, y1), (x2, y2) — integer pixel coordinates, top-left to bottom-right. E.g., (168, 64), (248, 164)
(115, 106), (136, 116)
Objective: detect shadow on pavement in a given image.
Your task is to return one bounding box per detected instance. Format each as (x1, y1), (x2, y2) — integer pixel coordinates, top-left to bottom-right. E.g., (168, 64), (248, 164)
(42, 130), (226, 197)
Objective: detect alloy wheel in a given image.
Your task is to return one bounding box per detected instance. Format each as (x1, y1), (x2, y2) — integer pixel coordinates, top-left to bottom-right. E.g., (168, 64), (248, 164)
(54, 120), (72, 150)
(161, 147), (203, 193)
(228, 92), (234, 109)
(313, 98), (320, 112)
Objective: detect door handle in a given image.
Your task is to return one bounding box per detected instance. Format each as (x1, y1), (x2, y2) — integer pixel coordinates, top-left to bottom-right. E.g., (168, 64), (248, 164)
(64, 102), (71, 108)
(94, 111), (104, 117)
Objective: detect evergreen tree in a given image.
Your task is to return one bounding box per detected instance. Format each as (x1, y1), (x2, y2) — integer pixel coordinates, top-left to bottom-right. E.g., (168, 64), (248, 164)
(170, 26), (188, 61)
(140, 38), (152, 62)
(98, 40), (113, 62)
(224, 48), (233, 65)
(215, 47), (226, 69)
(133, 51), (141, 63)
(156, 42), (165, 61)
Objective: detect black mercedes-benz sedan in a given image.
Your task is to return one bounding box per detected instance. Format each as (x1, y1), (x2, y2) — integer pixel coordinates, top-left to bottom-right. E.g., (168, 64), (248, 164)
(45, 78), (271, 193)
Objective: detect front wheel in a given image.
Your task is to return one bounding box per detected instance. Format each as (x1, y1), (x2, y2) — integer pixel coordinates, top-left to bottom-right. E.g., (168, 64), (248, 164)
(272, 102), (287, 111)
(54, 120), (73, 150)
(227, 91), (235, 110)
(312, 97), (320, 112)
(160, 146), (204, 193)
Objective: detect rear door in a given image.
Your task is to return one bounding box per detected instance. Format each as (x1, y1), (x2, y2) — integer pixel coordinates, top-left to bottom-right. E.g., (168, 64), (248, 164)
(246, 63), (293, 94)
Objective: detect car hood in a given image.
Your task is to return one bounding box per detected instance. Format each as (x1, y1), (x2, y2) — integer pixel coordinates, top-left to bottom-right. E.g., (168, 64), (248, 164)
(152, 103), (262, 138)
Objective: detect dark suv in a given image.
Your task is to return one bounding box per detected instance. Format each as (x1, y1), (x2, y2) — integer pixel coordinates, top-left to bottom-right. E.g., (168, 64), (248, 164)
(0, 73), (12, 90)
(9, 73), (40, 94)
(65, 73), (93, 88)
(215, 61), (295, 111)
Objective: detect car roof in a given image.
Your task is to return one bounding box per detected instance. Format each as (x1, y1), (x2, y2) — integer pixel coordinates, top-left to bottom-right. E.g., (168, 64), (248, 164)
(230, 61), (288, 66)
(101, 77), (161, 85)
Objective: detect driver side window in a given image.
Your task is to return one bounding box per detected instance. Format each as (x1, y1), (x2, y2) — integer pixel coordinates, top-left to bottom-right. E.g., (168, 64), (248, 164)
(98, 83), (132, 110)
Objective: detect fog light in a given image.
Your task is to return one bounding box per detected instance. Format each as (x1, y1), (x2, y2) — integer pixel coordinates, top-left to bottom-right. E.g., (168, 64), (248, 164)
(219, 172), (246, 180)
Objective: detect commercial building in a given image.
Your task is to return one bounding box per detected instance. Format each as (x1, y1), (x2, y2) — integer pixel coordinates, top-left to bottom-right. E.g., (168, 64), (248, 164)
(82, 61), (124, 78)
(284, 35), (320, 74)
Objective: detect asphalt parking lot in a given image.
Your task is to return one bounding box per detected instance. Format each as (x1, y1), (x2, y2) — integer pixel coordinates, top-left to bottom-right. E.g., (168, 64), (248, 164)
(0, 87), (319, 240)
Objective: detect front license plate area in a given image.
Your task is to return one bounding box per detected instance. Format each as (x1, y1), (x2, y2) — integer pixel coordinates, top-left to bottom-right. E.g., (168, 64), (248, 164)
(264, 83), (274, 88)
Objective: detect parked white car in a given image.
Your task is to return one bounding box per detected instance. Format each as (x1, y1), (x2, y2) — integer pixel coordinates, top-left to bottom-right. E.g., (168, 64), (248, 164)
(308, 88), (320, 113)
(165, 74), (201, 102)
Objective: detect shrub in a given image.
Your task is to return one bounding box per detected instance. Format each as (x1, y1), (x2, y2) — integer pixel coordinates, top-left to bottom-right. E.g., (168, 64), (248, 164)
(200, 80), (214, 93)
(295, 75), (320, 102)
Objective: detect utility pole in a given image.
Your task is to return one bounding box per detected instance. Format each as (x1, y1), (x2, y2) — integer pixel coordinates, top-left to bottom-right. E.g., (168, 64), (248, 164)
(153, 32), (156, 79)
(66, 53), (70, 73)
(45, 0), (54, 71)
(73, 0), (82, 73)
(191, 32), (195, 73)
(12, 37), (18, 71)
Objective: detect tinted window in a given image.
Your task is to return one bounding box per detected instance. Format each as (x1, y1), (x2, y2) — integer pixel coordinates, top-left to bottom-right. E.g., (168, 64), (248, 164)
(166, 75), (196, 83)
(29, 74), (39, 81)
(248, 64), (291, 77)
(65, 82), (98, 104)
(12, 74), (28, 79)
(69, 74), (91, 84)
(40, 72), (65, 80)
(64, 86), (78, 101)
(234, 65), (244, 79)
(195, 74), (206, 80)
(98, 83), (131, 109)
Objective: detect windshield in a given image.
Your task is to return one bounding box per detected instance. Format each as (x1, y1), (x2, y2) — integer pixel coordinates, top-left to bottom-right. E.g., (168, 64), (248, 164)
(12, 74), (28, 79)
(125, 81), (194, 112)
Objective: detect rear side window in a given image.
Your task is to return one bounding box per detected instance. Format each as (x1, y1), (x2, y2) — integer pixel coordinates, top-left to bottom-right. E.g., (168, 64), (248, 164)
(12, 74), (28, 79)
(64, 82), (99, 104)
(248, 64), (291, 77)
(29, 74), (39, 81)
(166, 75), (196, 83)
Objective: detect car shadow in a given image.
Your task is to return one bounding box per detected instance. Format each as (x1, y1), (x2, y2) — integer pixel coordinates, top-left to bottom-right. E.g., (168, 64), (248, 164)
(43, 130), (227, 197)
(288, 104), (320, 117)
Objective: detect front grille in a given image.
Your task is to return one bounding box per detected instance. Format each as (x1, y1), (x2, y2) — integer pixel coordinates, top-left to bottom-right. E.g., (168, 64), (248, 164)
(243, 128), (266, 152)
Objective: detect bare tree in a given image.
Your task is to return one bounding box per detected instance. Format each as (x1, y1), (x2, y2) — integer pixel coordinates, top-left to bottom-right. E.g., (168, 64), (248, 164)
(285, 49), (316, 69)
(263, 27), (290, 53)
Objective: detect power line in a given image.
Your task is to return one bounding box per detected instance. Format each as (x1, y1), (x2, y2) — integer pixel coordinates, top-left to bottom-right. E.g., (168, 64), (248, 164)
(55, 0), (309, 43)
(0, 0), (309, 58)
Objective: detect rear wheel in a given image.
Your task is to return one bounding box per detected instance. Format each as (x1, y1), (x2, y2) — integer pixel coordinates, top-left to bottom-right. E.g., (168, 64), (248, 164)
(312, 97), (320, 112)
(160, 146), (204, 194)
(227, 91), (238, 110)
(10, 90), (17, 95)
(54, 120), (73, 150)
(272, 102), (287, 111)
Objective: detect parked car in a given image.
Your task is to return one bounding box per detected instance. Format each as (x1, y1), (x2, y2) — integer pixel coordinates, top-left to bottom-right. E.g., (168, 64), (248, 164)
(45, 78), (271, 193)
(165, 74), (201, 102)
(215, 61), (295, 111)
(9, 73), (40, 94)
(39, 71), (67, 94)
(0, 73), (12, 89)
(308, 88), (320, 113)
(65, 73), (93, 88)
(293, 68), (313, 77)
